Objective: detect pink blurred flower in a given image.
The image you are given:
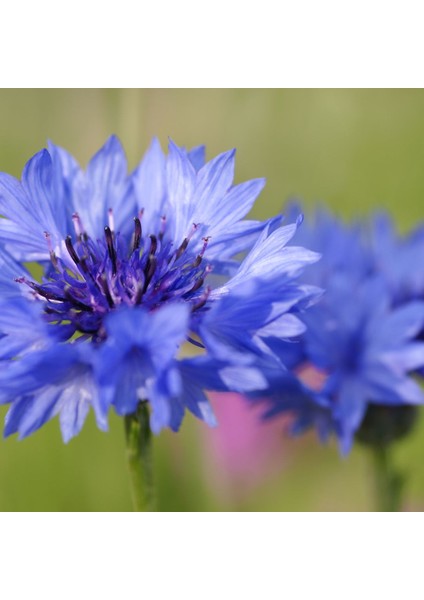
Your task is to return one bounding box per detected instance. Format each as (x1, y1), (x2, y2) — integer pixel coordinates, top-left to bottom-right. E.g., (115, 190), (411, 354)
(200, 392), (290, 503)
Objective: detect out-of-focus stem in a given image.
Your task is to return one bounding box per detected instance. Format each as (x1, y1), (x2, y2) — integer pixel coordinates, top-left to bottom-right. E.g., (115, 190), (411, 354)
(371, 445), (403, 512)
(124, 402), (156, 512)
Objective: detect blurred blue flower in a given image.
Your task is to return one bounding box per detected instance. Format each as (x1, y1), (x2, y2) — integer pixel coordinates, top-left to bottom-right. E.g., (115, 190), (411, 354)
(369, 212), (424, 306)
(0, 138), (319, 440)
(253, 205), (424, 454)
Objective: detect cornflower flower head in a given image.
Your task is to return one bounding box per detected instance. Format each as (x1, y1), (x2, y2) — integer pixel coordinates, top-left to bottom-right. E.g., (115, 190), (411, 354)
(251, 205), (424, 454)
(0, 138), (320, 442)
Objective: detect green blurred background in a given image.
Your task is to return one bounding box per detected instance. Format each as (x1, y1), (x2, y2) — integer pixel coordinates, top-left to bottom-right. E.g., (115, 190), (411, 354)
(0, 89), (424, 511)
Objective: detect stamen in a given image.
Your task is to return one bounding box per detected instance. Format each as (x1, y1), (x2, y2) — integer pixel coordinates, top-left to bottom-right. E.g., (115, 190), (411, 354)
(72, 213), (84, 238)
(99, 274), (115, 308)
(63, 288), (93, 312)
(176, 224), (199, 259)
(65, 236), (80, 265)
(200, 236), (210, 256)
(192, 286), (211, 312)
(158, 216), (167, 241)
(44, 232), (60, 271)
(189, 277), (204, 294)
(192, 255), (203, 268)
(25, 280), (67, 302)
(78, 256), (89, 274)
(133, 217), (142, 251)
(175, 238), (189, 259)
(188, 223), (198, 240)
(44, 231), (53, 251)
(104, 226), (117, 275)
(187, 336), (205, 349)
(44, 306), (65, 315)
(192, 237), (211, 268)
(149, 234), (158, 256)
(144, 255), (157, 290)
(108, 208), (115, 232)
(133, 280), (144, 305)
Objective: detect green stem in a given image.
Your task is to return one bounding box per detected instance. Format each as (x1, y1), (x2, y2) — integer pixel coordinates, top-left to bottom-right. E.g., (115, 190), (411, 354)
(371, 445), (404, 512)
(124, 402), (156, 512)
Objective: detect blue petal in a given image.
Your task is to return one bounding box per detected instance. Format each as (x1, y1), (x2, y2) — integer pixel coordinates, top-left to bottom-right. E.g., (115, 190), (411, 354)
(219, 365), (268, 392)
(364, 366), (424, 405)
(165, 139), (196, 242)
(132, 137), (167, 233)
(227, 224), (320, 288)
(378, 342), (424, 374)
(59, 388), (92, 443)
(190, 149), (235, 225)
(179, 358), (223, 426)
(206, 178), (265, 233)
(4, 396), (34, 437)
(0, 297), (51, 359)
(333, 379), (367, 443)
(103, 303), (189, 370)
(147, 368), (183, 433)
(258, 313), (306, 338)
(73, 135), (134, 239)
(187, 145), (206, 171)
(97, 304), (190, 419)
(0, 247), (29, 298)
(12, 388), (61, 439)
(0, 151), (69, 260)
(371, 302), (424, 349)
(206, 215), (282, 262)
(0, 343), (105, 440)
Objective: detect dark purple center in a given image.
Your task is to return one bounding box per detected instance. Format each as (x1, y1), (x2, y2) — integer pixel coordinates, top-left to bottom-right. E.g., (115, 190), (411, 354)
(18, 211), (211, 341)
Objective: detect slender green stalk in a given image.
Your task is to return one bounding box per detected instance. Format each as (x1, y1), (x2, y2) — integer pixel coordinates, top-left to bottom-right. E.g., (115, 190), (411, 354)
(371, 445), (404, 512)
(124, 402), (156, 512)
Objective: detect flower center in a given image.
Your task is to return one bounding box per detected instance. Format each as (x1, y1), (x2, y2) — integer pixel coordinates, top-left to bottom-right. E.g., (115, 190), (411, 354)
(18, 211), (212, 341)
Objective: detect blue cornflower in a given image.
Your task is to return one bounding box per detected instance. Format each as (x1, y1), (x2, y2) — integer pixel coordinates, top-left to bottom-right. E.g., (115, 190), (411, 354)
(0, 137), (319, 441)
(368, 212), (424, 306)
(252, 205), (424, 454)
(283, 202), (372, 287)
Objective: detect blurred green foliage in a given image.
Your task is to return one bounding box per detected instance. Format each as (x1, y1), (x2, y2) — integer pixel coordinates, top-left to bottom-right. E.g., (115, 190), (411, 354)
(0, 89), (424, 511)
